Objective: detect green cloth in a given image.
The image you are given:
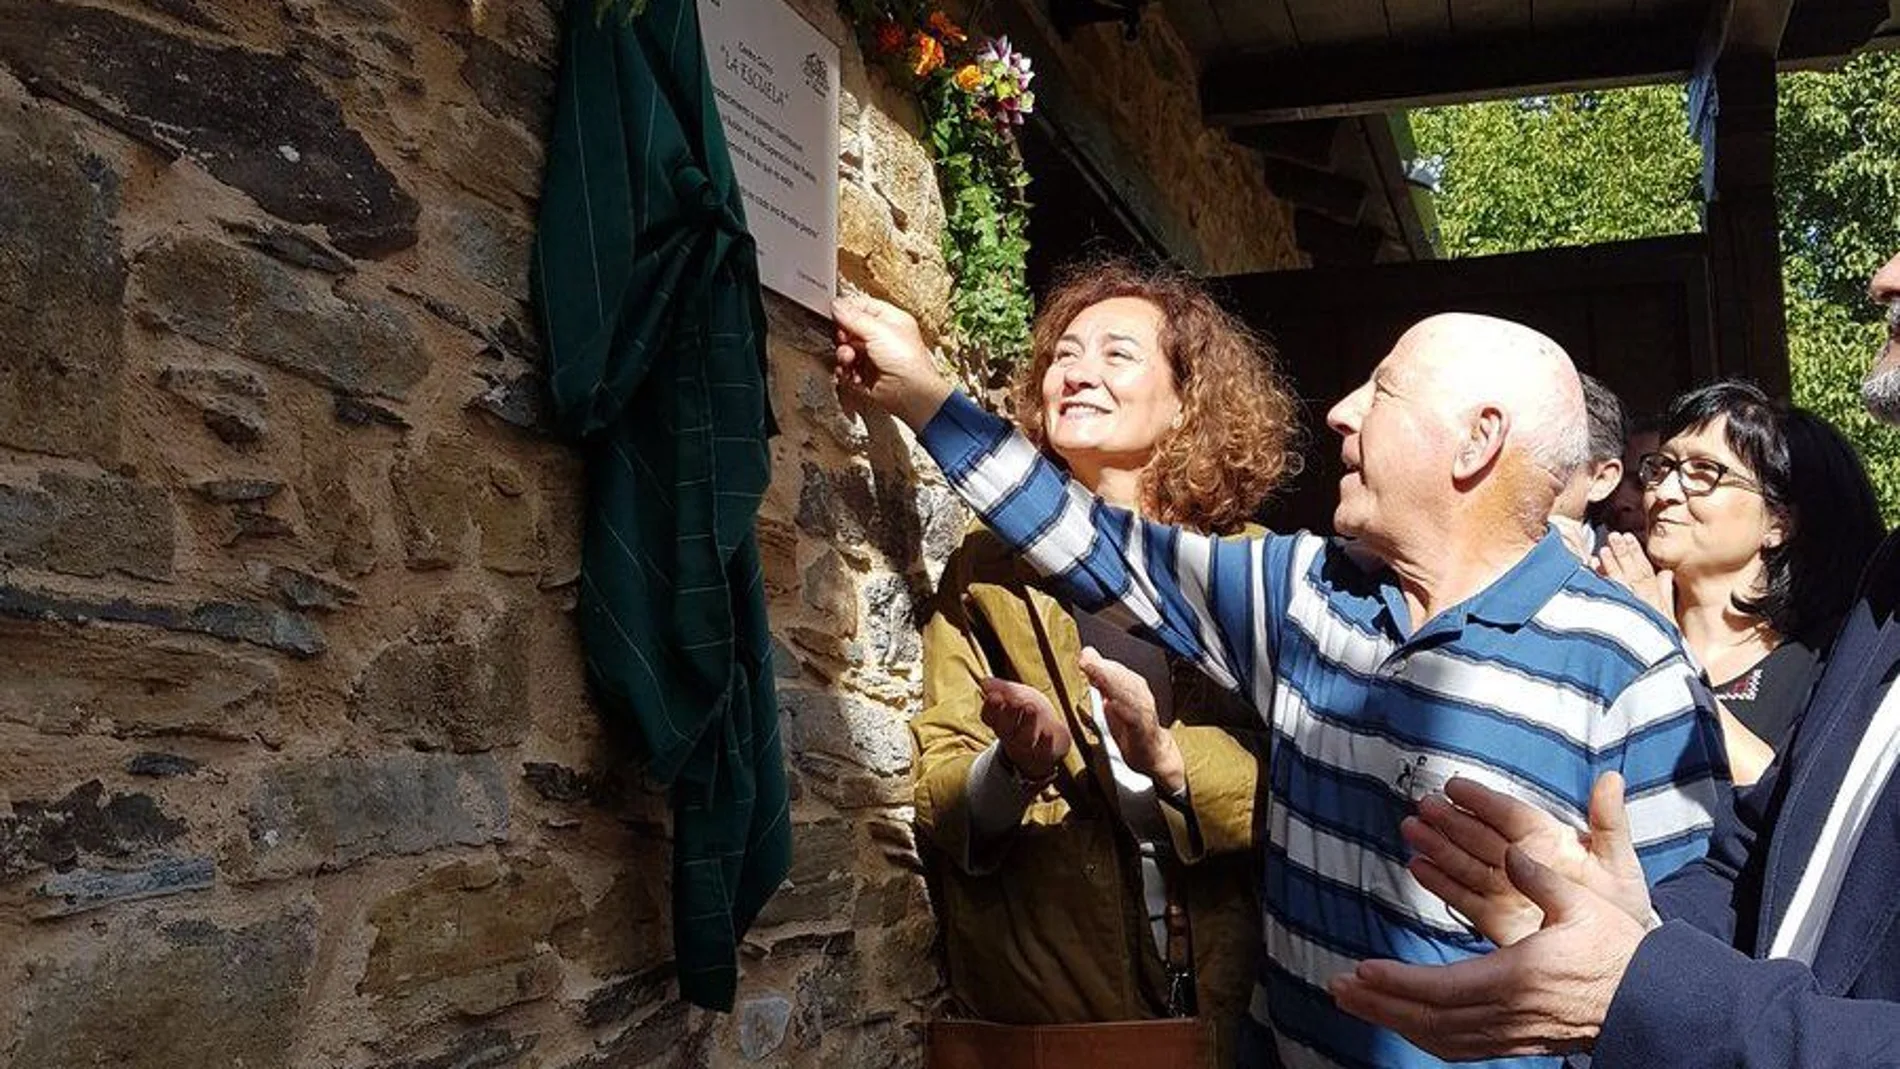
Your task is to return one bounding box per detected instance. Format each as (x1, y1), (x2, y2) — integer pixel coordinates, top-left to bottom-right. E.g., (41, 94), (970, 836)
(530, 0), (790, 1011)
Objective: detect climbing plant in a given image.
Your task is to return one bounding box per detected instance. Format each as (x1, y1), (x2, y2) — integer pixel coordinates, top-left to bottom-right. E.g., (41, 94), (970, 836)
(842, 4), (1037, 395)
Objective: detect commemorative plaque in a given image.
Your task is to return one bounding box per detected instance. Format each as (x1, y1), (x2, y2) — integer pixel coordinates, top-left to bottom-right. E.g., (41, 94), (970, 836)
(698, 0), (841, 315)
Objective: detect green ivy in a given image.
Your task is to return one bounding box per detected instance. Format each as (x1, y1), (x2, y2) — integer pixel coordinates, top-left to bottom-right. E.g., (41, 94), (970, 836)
(834, 2), (1038, 395)
(922, 78), (1034, 394)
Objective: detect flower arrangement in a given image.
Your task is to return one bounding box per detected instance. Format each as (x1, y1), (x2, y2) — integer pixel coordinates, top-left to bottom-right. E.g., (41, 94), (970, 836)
(864, 9), (1037, 134)
(847, 3), (1038, 394)
(961, 36), (1036, 128)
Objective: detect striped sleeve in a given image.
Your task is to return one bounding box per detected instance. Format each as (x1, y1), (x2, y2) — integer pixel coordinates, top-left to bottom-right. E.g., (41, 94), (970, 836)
(1592, 654), (1732, 883)
(917, 390), (1282, 702)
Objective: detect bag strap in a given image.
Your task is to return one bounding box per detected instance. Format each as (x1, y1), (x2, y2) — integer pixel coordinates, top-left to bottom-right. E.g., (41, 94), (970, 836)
(1161, 852), (1197, 1017)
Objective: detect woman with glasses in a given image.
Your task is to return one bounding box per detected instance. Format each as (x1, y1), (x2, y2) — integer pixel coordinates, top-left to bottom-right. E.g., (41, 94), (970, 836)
(1596, 381), (1883, 782)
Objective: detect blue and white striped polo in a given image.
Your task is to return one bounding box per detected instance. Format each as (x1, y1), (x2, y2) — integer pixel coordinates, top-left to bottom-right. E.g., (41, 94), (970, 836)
(917, 391), (1729, 1069)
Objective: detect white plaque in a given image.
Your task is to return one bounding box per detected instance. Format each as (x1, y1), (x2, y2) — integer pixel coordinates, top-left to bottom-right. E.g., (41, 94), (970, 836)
(698, 0), (841, 316)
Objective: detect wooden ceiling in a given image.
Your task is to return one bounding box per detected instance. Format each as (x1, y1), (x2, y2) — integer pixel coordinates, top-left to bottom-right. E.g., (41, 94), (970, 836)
(1169, 0), (1710, 51)
(1161, 0), (1894, 125)
(1129, 0), (1893, 267)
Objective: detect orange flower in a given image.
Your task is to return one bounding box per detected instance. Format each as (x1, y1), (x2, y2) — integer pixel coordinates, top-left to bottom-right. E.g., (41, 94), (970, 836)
(926, 11), (967, 43)
(873, 18), (905, 55)
(910, 32), (945, 76)
(952, 63), (983, 92)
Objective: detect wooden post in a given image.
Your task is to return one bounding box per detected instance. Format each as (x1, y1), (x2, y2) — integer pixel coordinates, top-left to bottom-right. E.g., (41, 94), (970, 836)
(1693, 0), (1794, 399)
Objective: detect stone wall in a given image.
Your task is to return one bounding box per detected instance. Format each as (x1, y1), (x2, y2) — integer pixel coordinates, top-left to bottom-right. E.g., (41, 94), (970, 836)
(0, 1), (1292, 1066)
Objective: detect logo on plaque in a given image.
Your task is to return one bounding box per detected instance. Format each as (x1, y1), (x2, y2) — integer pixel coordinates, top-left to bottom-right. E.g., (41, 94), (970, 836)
(802, 52), (829, 97)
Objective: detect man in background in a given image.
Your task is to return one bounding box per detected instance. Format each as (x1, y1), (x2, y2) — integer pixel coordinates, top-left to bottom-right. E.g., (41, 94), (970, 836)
(1550, 372), (1628, 558)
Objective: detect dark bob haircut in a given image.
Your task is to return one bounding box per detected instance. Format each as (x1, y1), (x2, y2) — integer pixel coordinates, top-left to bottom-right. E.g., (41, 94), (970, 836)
(1660, 380), (1884, 644)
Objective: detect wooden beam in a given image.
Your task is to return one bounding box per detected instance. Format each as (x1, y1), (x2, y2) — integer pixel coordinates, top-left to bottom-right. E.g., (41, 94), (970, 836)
(1221, 235), (1711, 309)
(1686, 0), (1733, 144)
(1773, 0), (1889, 65)
(1724, 0), (1797, 54)
(1202, 19), (1702, 125)
(1293, 209), (1387, 265)
(1700, 49), (1790, 396)
(1385, 0), (1452, 39)
(1688, 0), (1795, 141)
(1204, 0), (1296, 48)
(1230, 119), (1345, 168)
(1260, 159), (1368, 222)
(1530, 0), (1611, 32)
(1283, 0), (1387, 48)
(1451, 0), (1530, 35)
(1361, 115), (1438, 262)
(1691, 0), (1794, 396)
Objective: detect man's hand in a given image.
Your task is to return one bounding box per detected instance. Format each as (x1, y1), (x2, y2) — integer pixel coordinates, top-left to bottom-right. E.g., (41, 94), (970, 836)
(831, 295), (955, 430)
(1330, 846), (1647, 1060)
(978, 678), (1072, 783)
(1594, 532), (1675, 621)
(1078, 647), (1185, 794)
(1403, 773), (1652, 946)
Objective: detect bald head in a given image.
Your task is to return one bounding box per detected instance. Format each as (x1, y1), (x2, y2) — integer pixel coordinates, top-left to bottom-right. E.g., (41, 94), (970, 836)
(1392, 313), (1589, 481)
(1327, 312), (1590, 570)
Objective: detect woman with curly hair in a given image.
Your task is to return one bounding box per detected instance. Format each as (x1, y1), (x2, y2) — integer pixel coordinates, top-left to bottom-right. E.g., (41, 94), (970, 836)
(913, 258), (1300, 1069)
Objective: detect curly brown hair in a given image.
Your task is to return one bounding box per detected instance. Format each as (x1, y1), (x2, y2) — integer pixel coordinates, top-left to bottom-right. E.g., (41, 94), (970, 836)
(1012, 257), (1302, 533)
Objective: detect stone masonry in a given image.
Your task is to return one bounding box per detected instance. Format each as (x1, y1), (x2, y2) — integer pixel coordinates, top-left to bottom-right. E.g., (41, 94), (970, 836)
(0, 0), (1294, 1065)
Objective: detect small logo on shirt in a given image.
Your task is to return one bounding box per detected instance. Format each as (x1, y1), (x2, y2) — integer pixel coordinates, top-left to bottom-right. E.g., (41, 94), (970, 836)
(1395, 754), (1449, 802)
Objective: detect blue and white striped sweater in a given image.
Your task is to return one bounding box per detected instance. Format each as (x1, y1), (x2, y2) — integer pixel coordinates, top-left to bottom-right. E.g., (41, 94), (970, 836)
(918, 391), (1729, 1069)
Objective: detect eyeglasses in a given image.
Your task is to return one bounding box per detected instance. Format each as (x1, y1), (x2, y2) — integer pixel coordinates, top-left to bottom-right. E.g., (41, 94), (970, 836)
(1635, 453), (1763, 497)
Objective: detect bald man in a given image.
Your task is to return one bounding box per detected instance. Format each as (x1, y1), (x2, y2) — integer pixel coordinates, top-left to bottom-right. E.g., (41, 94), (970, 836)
(833, 299), (1728, 1069)
(1327, 252), (1900, 1069)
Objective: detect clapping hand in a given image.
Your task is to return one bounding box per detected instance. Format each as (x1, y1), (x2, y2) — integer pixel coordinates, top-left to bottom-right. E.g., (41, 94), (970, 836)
(1595, 531), (1675, 621)
(978, 677), (1072, 784)
(1403, 773), (1654, 946)
(1078, 646), (1186, 794)
(1330, 844), (1648, 1060)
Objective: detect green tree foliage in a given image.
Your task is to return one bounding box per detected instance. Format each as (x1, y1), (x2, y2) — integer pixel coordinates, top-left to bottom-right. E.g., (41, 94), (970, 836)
(1413, 88), (1703, 256)
(1779, 56), (1900, 519)
(1778, 57), (1900, 309)
(1411, 53), (1900, 521)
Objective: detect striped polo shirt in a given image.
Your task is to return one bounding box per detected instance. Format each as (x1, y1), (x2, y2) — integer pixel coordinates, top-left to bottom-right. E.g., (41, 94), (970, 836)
(917, 392), (1728, 1069)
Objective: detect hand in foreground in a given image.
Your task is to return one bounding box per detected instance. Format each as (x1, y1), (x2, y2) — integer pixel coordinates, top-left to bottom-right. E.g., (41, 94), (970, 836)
(978, 678), (1072, 783)
(1078, 646), (1185, 794)
(1330, 846), (1646, 1060)
(1404, 773), (1652, 947)
(1594, 532), (1675, 621)
(831, 295), (954, 430)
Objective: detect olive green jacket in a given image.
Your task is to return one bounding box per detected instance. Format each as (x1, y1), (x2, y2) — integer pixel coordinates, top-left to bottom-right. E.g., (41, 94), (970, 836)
(913, 525), (1268, 1065)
